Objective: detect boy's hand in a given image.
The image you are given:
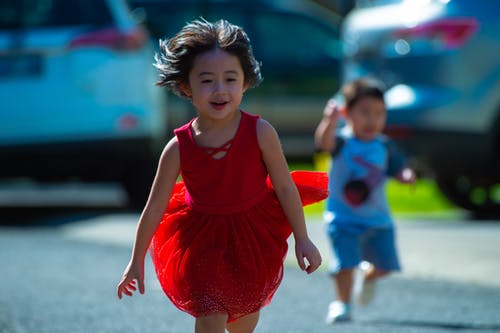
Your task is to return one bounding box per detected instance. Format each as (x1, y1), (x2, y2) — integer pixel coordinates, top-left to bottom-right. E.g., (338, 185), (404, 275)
(117, 260), (145, 299)
(295, 238), (322, 274)
(323, 98), (342, 122)
(397, 167), (416, 184)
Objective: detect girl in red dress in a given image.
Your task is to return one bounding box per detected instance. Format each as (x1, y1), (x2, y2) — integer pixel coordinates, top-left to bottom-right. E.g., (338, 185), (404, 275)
(117, 19), (327, 333)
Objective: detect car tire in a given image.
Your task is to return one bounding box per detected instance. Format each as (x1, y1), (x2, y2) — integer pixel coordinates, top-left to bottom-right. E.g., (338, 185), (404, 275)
(122, 157), (156, 210)
(436, 175), (500, 217)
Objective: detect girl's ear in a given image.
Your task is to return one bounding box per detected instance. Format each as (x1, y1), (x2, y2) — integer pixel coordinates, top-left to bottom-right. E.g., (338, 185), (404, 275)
(179, 82), (192, 98)
(242, 82), (250, 94)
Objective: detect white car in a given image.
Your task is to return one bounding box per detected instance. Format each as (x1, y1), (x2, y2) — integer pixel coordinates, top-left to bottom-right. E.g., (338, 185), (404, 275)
(0, 0), (167, 208)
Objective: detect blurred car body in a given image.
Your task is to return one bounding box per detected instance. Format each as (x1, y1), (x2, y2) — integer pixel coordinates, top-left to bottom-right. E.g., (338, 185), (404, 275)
(127, 0), (343, 158)
(342, 0), (500, 214)
(0, 0), (167, 208)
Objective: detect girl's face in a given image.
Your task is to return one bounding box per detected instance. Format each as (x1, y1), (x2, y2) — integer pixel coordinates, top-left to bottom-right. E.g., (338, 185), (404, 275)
(183, 48), (248, 121)
(346, 96), (386, 141)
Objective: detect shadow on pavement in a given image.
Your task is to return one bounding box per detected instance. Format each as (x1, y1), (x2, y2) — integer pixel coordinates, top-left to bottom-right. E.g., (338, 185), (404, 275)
(365, 319), (500, 331)
(0, 206), (140, 227)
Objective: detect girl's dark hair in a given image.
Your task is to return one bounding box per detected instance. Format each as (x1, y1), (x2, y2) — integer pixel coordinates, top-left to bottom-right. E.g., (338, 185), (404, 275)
(342, 77), (385, 110)
(154, 18), (262, 98)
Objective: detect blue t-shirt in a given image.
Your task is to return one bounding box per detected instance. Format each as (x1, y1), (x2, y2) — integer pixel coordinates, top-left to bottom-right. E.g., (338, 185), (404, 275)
(324, 129), (405, 228)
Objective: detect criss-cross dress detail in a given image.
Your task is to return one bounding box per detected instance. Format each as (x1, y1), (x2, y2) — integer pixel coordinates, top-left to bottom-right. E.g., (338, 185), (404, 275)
(204, 139), (233, 159)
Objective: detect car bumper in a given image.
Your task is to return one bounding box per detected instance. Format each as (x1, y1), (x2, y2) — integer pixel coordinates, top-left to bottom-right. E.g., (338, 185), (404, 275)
(383, 84), (494, 176)
(0, 137), (162, 182)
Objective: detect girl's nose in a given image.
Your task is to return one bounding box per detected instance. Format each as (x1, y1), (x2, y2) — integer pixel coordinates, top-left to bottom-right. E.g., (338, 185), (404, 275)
(213, 81), (226, 93)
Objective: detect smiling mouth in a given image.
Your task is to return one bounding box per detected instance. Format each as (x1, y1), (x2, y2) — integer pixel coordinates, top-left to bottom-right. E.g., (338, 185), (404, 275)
(210, 101), (228, 110)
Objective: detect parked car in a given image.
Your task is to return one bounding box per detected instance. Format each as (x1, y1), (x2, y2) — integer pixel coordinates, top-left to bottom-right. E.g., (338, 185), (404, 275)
(341, 0), (500, 214)
(0, 0), (167, 208)
(127, 0), (343, 158)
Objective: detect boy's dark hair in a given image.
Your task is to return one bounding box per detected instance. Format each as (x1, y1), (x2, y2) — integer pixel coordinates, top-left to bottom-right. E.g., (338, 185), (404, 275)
(342, 77), (385, 110)
(154, 18), (262, 98)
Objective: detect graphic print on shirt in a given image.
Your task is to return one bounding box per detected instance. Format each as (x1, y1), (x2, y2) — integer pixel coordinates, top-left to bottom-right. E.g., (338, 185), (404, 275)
(343, 153), (385, 206)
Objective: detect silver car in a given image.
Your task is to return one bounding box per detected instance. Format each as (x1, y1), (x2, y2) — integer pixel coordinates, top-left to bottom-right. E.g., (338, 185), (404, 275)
(342, 0), (500, 215)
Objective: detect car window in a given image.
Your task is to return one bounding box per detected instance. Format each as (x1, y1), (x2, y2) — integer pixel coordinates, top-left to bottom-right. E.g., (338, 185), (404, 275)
(253, 12), (340, 66)
(251, 12), (341, 95)
(0, 0), (112, 30)
(355, 0), (403, 7)
(133, 3), (246, 40)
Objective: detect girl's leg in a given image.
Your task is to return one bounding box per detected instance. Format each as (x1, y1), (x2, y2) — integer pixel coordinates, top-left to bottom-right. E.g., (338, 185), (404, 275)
(195, 313), (228, 333)
(334, 268), (355, 303)
(226, 311), (260, 333)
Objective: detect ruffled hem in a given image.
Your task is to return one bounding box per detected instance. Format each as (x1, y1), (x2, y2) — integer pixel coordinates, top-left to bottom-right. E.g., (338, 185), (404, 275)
(150, 171), (327, 322)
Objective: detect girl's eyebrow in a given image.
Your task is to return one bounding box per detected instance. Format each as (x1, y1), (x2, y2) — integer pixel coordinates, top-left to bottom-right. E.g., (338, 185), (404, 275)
(198, 70), (239, 77)
(198, 72), (214, 77)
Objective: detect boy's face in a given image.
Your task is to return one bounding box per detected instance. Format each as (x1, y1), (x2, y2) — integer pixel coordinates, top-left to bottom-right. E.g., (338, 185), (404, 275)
(346, 96), (386, 141)
(182, 48), (248, 120)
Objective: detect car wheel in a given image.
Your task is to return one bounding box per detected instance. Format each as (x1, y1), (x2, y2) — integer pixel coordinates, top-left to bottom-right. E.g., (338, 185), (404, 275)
(436, 175), (500, 216)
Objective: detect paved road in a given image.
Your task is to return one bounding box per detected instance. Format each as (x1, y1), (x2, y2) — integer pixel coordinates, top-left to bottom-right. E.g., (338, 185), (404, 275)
(1, 208), (500, 333)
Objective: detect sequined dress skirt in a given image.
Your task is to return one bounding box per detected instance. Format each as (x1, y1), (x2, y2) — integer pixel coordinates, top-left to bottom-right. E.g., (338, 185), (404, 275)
(149, 171), (328, 322)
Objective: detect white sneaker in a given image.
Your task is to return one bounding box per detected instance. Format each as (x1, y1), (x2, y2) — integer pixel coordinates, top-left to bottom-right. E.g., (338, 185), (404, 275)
(353, 261), (376, 306)
(325, 301), (351, 324)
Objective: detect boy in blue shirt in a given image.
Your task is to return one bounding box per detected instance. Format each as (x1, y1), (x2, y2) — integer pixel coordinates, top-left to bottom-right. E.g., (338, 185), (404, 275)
(315, 78), (415, 324)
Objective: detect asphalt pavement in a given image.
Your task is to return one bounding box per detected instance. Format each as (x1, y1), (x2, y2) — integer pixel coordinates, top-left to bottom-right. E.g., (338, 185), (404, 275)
(1, 209), (500, 333)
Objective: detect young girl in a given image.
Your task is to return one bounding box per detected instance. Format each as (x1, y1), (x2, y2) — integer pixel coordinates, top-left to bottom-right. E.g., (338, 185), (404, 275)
(117, 19), (328, 333)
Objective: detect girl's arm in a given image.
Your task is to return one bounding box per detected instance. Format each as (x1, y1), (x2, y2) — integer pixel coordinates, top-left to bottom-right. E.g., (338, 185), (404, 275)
(314, 99), (341, 152)
(117, 137), (181, 298)
(257, 119), (322, 274)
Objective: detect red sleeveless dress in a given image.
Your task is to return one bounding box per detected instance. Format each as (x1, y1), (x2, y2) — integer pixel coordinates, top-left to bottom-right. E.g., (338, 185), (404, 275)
(149, 111), (327, 322)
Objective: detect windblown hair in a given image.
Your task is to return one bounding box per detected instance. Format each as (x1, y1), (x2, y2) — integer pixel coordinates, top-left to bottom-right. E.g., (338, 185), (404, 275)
(154, 18), (262, 98)
(342, 77), (386, 110)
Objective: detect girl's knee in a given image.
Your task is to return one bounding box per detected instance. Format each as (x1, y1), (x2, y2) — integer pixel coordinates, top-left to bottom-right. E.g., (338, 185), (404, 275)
(226, 311), (260, 333)
(195, 313), (228, 333)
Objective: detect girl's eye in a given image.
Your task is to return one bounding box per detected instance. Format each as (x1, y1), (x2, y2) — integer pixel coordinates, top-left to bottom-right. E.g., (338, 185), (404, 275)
(201, 79), (212, 83)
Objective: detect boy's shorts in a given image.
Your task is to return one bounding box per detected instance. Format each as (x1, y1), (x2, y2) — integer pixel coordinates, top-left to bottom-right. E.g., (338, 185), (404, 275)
(326, 222), (401, 274)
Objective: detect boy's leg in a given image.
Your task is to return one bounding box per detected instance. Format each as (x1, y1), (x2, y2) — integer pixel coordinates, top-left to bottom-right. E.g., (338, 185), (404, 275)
(354, 227), (401, 305)
(195, 313), (228, 333)
(364, 264), (389, 282)
(361, 226), (401, 276)
(226, 311), (260, 333)
(325, 223), (361, 323)
(326, 223), (362, 303)
(333, 268), (355, 303)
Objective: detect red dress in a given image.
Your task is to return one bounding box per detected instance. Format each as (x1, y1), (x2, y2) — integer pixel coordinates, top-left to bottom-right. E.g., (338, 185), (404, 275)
(150, 111), (327, 322)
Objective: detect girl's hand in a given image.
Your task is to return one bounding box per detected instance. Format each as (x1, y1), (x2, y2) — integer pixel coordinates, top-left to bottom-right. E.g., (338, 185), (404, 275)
(295, 238), (322, 274)
(117, 260), (145, 299)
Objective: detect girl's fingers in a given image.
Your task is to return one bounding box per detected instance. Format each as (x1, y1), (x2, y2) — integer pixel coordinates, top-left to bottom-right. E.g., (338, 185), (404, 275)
(305, 252), (322, 274)
(117, 277), (135, 299)
(296, 253), (306, 271)
(117, 277), (144, 299)
(138, 279), (145, 294)
(306, 261), (319, 274)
